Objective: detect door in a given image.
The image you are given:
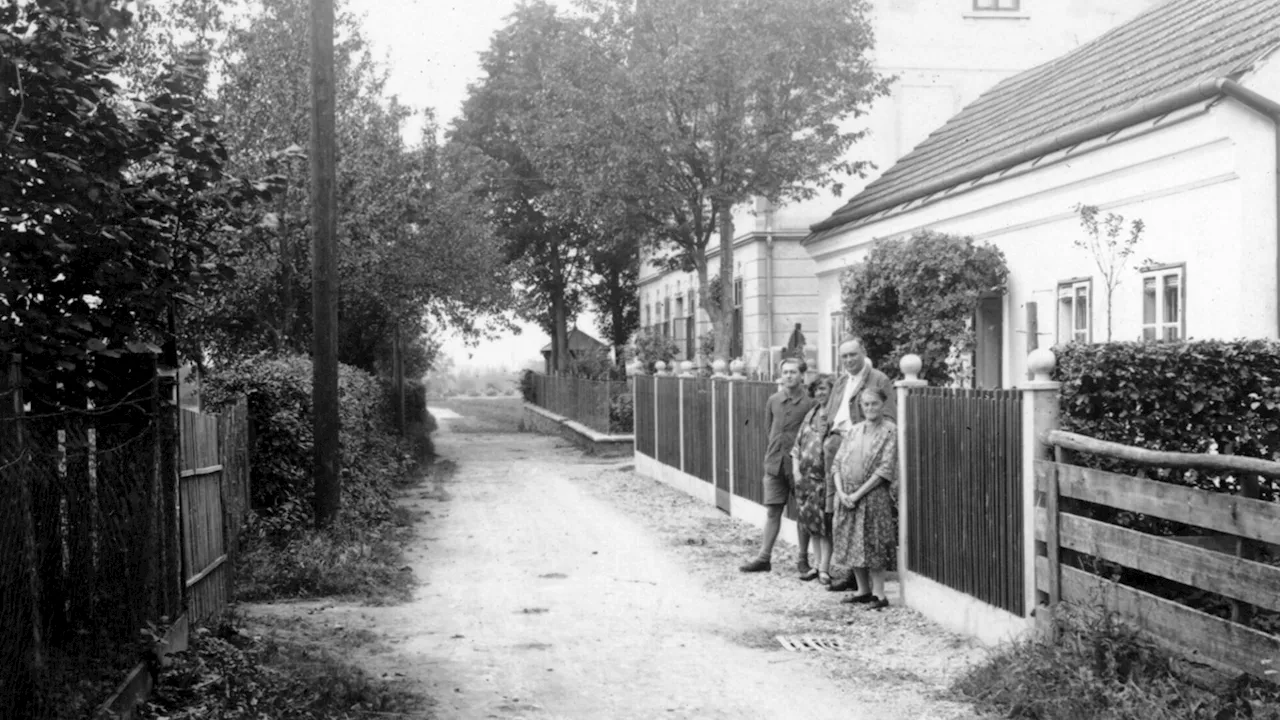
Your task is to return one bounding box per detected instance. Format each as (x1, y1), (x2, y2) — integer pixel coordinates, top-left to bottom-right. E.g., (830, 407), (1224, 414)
(974, 294), (1003, 389)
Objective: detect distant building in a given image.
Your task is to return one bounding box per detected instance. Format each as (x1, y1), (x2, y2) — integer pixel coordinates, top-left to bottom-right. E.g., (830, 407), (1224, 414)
(636, 0), (1158, 372)
(541, 328), (608, 374)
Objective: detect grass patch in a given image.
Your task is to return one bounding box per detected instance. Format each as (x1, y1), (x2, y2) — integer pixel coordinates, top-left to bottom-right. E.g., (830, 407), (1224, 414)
(138, 617), (428, 719)
(235, 519), (416, 604)
(951, 608), (1280, 720)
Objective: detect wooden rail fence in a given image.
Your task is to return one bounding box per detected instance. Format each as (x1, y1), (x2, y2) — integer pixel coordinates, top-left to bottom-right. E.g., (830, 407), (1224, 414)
(1035, 429), (1280, 680)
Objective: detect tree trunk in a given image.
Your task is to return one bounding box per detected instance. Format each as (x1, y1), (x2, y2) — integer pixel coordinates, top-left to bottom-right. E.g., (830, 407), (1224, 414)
(278, 186), (293, 350)
(552, 289), (569, 374)
(715, 199), (735, 361)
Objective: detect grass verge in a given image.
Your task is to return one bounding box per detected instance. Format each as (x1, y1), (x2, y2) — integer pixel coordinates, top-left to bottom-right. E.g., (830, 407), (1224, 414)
(137, 615), (428, 720)
(950, 607), (1280, 720)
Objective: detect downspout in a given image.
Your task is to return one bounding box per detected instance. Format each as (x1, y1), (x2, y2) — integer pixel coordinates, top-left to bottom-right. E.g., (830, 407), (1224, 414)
(1217, 79), (1280, 338)
(764, 203), (777, 369)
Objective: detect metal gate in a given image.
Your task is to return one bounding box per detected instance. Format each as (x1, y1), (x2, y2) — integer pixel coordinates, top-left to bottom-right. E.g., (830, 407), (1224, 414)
(904, 387), (1024, 615)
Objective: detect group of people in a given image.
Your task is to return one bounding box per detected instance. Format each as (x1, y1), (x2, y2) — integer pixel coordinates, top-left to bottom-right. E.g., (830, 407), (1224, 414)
(738, 338), (899, 611)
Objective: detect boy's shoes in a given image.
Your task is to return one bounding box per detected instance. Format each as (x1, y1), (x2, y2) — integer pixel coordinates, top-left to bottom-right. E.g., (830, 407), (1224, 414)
(841, 593), (875, 604)
(799, 568), (820, 581)
(739, 558), (772, 573)
(827, 576), (857, 592)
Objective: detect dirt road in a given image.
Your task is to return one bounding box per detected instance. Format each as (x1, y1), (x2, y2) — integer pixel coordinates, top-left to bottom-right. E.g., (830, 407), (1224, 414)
(245, 399), (983, 719)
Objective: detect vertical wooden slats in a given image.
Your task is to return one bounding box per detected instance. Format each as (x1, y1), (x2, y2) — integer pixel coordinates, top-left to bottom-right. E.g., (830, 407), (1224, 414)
(634, 376), (655, 457)
(905, 386), (1024, 616)
(681, 378), (714, 482)
(655, 377), (682, 467)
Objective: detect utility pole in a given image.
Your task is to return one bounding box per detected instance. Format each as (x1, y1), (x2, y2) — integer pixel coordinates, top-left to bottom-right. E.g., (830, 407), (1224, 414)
(310, 0), (340, 527)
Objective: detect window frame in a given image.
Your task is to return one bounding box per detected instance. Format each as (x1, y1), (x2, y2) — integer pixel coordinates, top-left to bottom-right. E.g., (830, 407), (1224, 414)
(1140, 263), (1186, 342)
(830, 311), (846, 372)
(973, 0), (1020, 11)
(1055, 277), (1092, 345)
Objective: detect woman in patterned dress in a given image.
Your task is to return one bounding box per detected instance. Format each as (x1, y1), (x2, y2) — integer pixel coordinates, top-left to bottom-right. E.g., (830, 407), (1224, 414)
(830, 386), (898, 610)
(789, 374), (834, 583)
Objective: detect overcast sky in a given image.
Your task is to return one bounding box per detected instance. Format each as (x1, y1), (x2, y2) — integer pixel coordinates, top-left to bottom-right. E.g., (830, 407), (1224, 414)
(352, 0), (575, 371)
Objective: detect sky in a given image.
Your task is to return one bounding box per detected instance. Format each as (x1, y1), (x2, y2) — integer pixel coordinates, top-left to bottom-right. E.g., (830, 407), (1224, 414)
(352, 0), (576, 372)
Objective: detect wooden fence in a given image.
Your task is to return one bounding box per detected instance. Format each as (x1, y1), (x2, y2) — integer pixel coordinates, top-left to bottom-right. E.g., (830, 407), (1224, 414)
(1035, 429), (1280, 680)
(529, 373), (623, 435)
(904, 387), (1024, 616)
(179, 400), (249, 624)
(0, 354), (250, 716)
(633, 374), (793, 514)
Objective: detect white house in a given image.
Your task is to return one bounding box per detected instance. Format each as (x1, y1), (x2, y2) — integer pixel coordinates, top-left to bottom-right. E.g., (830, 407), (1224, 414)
(636, 0), (1158, 372)
(806, 0), (1280, 385)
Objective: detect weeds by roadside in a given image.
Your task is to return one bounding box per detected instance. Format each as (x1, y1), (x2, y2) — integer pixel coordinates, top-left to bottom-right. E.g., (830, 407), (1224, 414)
(950, 607), (1280, 720)
(137, 614), (428, 720)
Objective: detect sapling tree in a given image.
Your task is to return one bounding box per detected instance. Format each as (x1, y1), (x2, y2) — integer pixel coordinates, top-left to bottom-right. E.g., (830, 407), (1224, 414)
(1072, 203), (1145, 342)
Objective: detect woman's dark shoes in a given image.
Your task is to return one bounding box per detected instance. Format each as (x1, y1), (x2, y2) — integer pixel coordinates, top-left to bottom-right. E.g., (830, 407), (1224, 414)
(841, 593), (875, 605)
(739, 557), (772, 573)
(827, 576), (857, 592)
(871, 596), (890, 611)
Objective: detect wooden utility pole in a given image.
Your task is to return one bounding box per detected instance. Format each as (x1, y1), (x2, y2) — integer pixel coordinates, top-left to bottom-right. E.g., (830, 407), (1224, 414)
(310, 0), (340, 527)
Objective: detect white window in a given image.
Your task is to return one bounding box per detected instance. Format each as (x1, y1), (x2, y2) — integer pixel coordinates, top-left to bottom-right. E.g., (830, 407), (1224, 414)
(974, 0), (1019, 10)
(1142, 264), (1184, 341)
(1056, 278), (1091, 344)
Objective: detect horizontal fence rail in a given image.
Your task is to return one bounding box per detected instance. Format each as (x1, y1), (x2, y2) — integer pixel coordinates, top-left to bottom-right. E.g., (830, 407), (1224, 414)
(1036, 445), (1280, 680)
(906, 387), (1024, 616)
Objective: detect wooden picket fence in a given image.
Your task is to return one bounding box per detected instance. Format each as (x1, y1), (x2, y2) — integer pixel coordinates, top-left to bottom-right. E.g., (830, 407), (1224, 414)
(1035, 430), (1280, 680)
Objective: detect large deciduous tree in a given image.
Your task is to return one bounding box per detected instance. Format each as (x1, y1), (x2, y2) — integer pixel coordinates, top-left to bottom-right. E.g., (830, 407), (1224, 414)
(0, 2), (264, 383)
(529, 0), (890, 360)
(189, 0), (511, 372)
(449, 1), (596, 374)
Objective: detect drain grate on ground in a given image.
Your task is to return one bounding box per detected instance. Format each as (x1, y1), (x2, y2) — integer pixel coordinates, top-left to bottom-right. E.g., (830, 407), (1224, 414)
(775, 635), (849, 653)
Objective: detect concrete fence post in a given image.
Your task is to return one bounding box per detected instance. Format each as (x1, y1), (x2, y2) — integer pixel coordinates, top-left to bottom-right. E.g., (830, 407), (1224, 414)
(895, 354), (927, 604)
(1021, 348), (1061, 622)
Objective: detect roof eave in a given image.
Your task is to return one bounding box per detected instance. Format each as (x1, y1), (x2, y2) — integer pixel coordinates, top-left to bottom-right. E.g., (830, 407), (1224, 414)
(804, 77), (1235, 244)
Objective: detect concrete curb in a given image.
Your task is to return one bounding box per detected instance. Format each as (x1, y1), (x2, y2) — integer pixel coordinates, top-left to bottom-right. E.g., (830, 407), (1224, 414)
(522, 403), (635, 457)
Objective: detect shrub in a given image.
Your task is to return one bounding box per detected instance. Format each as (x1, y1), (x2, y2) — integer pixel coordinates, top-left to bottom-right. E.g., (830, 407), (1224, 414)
(610, 392), (634, 434)
(840, 229), (1008, 384)
(518, 369), (536, 402)
(630, 330), (680, 372)
(202, 354), (415, 526)
(1054, 340), (1280, 501)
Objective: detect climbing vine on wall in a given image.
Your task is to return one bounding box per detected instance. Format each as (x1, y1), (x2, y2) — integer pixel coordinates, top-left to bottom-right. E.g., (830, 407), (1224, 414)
(840, 230), (1008, 384)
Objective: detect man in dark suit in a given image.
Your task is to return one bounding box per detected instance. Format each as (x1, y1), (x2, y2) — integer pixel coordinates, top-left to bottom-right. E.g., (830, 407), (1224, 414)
(823, 337), (895, 592)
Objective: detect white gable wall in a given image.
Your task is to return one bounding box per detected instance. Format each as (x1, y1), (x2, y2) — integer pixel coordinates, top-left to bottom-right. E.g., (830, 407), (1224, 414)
(806, 98), (1279, 382)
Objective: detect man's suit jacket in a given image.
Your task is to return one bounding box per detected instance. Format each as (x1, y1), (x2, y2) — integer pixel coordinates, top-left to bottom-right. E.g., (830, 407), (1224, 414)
(823, 365), (897, 432)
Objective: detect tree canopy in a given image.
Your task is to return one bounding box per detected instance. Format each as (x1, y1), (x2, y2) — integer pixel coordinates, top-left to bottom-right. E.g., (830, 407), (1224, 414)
(525, 0), (891, 360)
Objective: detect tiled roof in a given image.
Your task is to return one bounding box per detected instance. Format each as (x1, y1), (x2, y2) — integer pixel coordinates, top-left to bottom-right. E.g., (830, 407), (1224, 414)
(809, 0), (1280, 237)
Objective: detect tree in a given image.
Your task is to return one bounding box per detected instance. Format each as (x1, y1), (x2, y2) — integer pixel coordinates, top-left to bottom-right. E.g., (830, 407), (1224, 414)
(841, 231), (1008, 385)
(0, 2), (265, 384)
(1072, 203), (1145, 342)
(449, 2), (597, 373)
(527, 0), (890, 361)
(188, 0), (513, 373)
(585, 234), (640, 361)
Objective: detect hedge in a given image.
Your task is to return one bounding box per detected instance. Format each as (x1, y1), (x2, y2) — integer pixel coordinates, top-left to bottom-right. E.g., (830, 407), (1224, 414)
(203, 354), (415, 529)
(1053, 339), (1280, 501)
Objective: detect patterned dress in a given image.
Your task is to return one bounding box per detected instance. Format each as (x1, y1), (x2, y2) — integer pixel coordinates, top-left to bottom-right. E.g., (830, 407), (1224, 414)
(790, 404), (829, 536)
(831, 418), (898, 571)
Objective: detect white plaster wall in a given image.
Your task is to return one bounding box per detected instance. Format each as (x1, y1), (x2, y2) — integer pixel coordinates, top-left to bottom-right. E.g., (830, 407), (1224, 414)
(808, 101), (1279, 385)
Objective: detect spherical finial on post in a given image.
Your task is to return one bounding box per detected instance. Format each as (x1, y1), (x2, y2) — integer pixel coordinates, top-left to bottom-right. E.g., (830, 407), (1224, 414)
(1027, 348), (1056, 383)
(711, 358), (728, 377)
(654, 360), (667, 375)
(678, 360), (694, 377)
(899, 354), (923, 383)
(729, 358), (745, 379)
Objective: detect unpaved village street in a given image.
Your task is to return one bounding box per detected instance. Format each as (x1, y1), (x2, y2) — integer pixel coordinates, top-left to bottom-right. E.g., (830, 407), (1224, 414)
(244, 399), (986, 719)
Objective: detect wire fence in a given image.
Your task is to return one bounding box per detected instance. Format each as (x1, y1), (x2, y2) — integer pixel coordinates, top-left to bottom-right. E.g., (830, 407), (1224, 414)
(0, 355), (249, 717)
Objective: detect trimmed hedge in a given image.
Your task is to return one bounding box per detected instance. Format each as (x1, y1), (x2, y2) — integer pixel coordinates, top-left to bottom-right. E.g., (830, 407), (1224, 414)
(1054, 340), (1280, 501)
